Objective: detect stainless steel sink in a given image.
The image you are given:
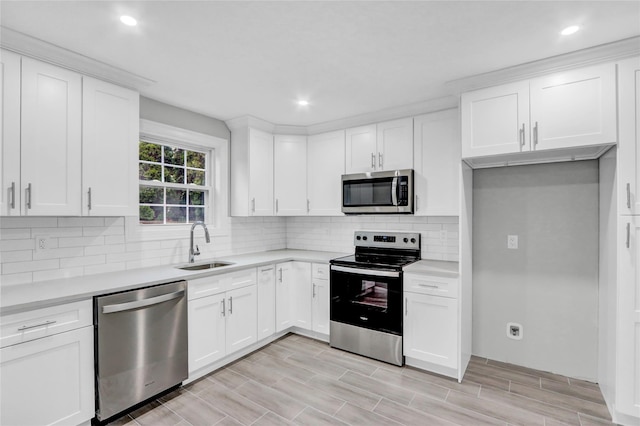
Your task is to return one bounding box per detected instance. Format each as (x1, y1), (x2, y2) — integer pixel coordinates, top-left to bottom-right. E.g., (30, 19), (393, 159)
(177, 261), (234, 271)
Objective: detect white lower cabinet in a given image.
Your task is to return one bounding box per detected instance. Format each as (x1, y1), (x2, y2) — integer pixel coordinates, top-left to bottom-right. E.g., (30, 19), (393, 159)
(0, 319), (94, 426)
(257, 265), (276, 340)
(275, 262), (294, 332)
(187, 269), (257, 374)
(291, 262), (312, 330)
(311, 263), (330, 335)
(403, 272), (460, 377)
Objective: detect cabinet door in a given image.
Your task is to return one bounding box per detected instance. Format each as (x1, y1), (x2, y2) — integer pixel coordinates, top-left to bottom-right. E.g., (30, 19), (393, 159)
(345, 124), (377, 173)
(188, 293), (226, 372)
(312, 278), (330, 334)
(307, 130), (345, 216)
(274, 135), (307, 215)
(275, 262), (293, 332)
(413, 110), (460, 216)
(617, 216), (640, 418)
(376, 118), (413, 171)
(257, 265), (276, 340)
(249, 128), (274, 216)
(404, 292), (457, 369)
(618, 57), (640, 215)
(1, 49), (21, 216)
(0, 326), (94, 426)
(461, 81), (530, 158)
(291, 261), (312, 330)
(82, 77), (139, 216)
(21, 57), (82, 215)
(226, 285), (257, 353)
(530, 63), (617, 151)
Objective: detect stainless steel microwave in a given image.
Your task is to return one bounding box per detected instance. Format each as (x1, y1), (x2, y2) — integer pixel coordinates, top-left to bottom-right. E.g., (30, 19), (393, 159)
(341, 169), (414, 214)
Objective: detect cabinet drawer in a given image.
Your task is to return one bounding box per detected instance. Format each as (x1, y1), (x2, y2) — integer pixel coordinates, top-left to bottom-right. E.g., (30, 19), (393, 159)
(404, 274), (459, 298)
(1, 300), (92, 348)
(188, 275), (228, 300)
(312, 263), (329, 280)
(228, 268), (257, 290)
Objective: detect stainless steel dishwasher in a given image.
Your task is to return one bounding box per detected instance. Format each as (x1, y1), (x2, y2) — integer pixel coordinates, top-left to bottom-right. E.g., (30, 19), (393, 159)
(94, 280), (188, 422)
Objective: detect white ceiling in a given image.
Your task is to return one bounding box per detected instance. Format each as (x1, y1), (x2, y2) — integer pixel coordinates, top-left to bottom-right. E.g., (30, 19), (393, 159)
(1, 1), (639, 126)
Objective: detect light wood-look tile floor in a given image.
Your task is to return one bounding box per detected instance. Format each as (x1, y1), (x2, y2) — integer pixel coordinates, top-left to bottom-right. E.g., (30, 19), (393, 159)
(109, 334), (614, 426)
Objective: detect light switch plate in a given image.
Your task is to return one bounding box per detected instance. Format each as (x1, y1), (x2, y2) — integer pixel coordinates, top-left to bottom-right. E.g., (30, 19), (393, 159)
(507, 235), (518, 249)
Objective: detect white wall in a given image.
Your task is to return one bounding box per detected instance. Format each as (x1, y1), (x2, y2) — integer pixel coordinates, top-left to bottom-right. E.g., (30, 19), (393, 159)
(286, 216), (459, 261)
(472, 160), (599, 381)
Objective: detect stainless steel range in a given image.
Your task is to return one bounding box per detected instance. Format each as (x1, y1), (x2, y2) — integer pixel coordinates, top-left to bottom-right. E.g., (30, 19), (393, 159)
(330, 231), (420, 366)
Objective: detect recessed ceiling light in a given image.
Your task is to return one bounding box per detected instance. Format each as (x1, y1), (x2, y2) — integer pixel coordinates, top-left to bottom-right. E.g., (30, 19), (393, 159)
(560, 25), (580, 36)
(297, 100), (310, 106)
(120, 15), (138, 26)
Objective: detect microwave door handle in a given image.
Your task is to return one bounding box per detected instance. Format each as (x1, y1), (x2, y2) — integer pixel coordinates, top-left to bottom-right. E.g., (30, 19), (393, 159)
(391, 177), (398, 206)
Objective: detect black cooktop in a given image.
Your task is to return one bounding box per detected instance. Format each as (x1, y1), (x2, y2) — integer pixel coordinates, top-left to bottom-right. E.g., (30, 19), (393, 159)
(331, 251), (419, 270)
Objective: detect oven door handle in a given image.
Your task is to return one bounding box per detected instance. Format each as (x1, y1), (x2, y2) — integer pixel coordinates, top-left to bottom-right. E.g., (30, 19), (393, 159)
(331, 265), (400, 278)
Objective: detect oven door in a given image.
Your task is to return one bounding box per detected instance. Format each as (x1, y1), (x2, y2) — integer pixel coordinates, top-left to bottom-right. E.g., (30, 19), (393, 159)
(330, 265), (403, 335)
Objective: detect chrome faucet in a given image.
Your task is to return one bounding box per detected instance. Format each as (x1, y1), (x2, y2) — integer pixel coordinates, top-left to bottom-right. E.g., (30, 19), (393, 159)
(189, 221), (211, 263)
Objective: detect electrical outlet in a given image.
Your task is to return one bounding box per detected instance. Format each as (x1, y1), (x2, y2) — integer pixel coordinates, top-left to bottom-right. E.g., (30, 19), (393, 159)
(507, 235), (518, 249)
(35, 236), (49, 251)
(506, 322), (523, 340)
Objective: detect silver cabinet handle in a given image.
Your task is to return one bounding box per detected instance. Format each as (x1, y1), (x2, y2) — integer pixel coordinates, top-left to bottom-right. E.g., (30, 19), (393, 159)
(87, 187), (92, 211)
(261, 267), (273, 273)
(18, 320), (57, 332)
(251, 198), (256, 213)
(533, 122), (539, 146)
(415, 195), (419, 211)
(10, 182), (15, 209)
(371, 153), (375, 168)
(279, 268), (283, 282)
(221, 298), (226, 317)
(276, 199), (279, 213)
(26, 183), (32, 209)
(519, 123), (525, 147)
(307, 199), (310, 213)
(378, 153), (383, 168)
(312, 283), (316, 298)
(102, 290), (184, 314)
(418, 283), (439, 288)
(228, 296), (233, 315)
(405, 298), (408, 316)
(627, 222), (631, 249)
(627, 183), (631, 209)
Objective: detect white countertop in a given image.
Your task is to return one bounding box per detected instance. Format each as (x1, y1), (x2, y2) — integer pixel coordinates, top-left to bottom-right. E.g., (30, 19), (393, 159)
(403, 259), (459, 278)
(1, 249), (347, 315)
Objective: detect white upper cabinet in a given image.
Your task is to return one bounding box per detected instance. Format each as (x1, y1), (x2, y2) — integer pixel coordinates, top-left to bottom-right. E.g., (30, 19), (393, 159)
(82, 77), (139, 216)
(21, 57), (82, 216)
(274, 135), (307, 216)
(413, 109), (460, 216)
(0, 49), (20, 216)
(530, 63), (617, 151)
(461, 81), (530, 158)
(307, 130), (345, 216)
(618, 56), (640, 215)
(231, 127), (274, 216)
(345, 124), (377, 173)
(376, 117), (414, 171)
(345, 119), (413, 173)
(461, 63), (617, 162)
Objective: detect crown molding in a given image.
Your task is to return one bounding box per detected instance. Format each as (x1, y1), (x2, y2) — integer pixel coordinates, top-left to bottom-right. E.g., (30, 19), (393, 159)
(0, 26), (155, 90)
(224, 115), (276, 133)
(448, 36), (640, 94)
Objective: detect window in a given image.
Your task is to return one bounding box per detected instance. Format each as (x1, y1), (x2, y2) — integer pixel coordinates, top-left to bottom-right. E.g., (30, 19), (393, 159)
(126, 119), (230, 241)
(138, 140), (210, 224)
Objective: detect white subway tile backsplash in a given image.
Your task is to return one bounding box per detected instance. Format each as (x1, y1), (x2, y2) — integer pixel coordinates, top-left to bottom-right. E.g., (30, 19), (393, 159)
(0, 214), (455, 286)
(58, 217), (105, 227)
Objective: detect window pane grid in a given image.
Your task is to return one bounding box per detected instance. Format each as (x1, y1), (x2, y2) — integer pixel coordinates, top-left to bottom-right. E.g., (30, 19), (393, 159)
(139, 140), (210, 225)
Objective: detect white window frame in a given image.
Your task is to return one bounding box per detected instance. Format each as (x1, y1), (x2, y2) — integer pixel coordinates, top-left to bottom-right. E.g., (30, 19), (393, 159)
(126, 119), (230, 241)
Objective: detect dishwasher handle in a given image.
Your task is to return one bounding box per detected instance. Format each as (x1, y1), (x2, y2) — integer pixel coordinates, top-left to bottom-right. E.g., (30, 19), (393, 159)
(102, 290), (185, 314)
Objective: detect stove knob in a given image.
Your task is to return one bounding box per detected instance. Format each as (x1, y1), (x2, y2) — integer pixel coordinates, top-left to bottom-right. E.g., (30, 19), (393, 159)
(356, 236), (361, 240)
(410, 238), (416, 244)
(362, 236), (368, 241)
(403, 238), (409, 243)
